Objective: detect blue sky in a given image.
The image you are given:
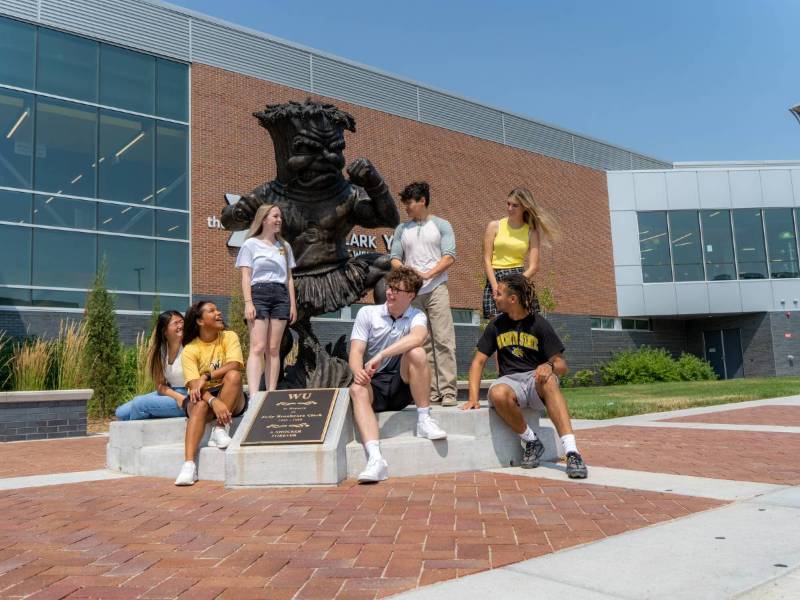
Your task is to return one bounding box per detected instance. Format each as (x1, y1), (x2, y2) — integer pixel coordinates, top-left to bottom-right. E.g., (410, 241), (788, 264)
(169, 0), (799, 163)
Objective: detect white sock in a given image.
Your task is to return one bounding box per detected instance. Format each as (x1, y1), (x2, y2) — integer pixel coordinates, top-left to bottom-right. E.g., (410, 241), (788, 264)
(365, 440), (382, 461)
(519, 426), (537, 442)
(561, 434), (578, 454)
(417, 407), (431, 421)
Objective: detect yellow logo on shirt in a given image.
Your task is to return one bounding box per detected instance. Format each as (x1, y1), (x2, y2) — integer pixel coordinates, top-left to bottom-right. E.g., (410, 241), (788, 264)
(496, 331), (539, 351)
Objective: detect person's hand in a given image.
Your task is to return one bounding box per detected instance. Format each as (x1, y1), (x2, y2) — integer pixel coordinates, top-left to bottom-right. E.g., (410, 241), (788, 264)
(210, 397), (231, 425)
(534, 363), (554, 384)
(244, 301), (256, 322)
(353, 367), (372, 386)
(460, 398), (480, 411)
(289, 303), (297, 324)
(364, 352), (383, 376)
(490, 283), (498, 297)
(419, 270), (432, 281)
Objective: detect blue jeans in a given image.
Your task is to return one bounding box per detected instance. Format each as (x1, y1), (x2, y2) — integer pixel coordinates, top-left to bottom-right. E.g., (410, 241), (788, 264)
(115, 388), (187, 421)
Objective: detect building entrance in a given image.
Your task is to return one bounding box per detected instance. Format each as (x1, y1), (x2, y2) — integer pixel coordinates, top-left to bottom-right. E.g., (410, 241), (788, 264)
(703, 328), (743, 379)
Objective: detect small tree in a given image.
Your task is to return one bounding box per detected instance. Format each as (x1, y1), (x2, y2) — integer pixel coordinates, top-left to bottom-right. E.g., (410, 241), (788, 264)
(84, 262), (123, 416)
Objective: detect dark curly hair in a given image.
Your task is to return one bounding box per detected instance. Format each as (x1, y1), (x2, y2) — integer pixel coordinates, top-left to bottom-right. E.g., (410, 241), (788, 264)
(182, 301), (225, 346)
(399, 181), (430, 207)
(500, 274), (536, 312)
(386, 266), (424, 296)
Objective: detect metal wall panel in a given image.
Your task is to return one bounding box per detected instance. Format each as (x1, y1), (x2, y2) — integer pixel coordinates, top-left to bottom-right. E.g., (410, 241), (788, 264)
(311, 55), (417, 120)
(792, 170), (800, 206)
(675, 283), (710, 315)
(729, 170), (763, 208)
(191, 19), (310, 91)
(573, 136), (631, 171)
(610, 211), (641, 266)
(707, 281), (742, 313)
(643, 283), (677, 314)
(39, 0), (190, 60)
(665, 170), (699, 210)
(503, 114), (574, 163)
(0, 0), (36, 20)
(417, 88), (504, 144)
(760, 170), (794, 207)
(607, 171), (636, 211)
(633, 172), (667, 210)
(698, 170), (731, 208)
(616, 285), (646, 316)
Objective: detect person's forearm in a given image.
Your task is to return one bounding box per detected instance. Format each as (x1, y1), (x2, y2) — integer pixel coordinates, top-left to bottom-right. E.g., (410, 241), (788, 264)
(390, 258), (404, 270)
(484, 259), (498, 287)
(552, 356), (568, 377)
(427, 255), (455, 278)
(380, 331), (426, 359)
(241, 269), (253, 303)
(210, 361), (241, 380)
(468, 359), (485, 403)
(288, 274), (296, 306)
(349, 348), (365, 374)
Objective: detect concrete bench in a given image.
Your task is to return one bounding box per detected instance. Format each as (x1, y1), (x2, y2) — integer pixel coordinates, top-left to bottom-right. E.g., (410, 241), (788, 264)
(107, 385), (561, 487)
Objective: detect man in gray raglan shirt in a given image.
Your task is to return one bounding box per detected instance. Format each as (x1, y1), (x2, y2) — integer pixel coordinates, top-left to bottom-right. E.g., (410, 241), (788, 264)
(390, 181), (459, 406)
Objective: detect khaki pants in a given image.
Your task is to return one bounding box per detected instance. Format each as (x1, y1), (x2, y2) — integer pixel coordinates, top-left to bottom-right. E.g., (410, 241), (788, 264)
(412, 284), (458, 403)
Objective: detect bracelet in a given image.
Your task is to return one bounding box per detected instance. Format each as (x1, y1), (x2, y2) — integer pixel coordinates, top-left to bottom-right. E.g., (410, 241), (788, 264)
(245, 300), (253, 304)
(207, 396), (216, 407)
(546, 361), (555, 370)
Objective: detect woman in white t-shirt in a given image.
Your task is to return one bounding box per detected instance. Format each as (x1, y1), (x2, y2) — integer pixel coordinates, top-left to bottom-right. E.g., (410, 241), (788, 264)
(115, 311), (187, 420)
(235, 203), (297, 393)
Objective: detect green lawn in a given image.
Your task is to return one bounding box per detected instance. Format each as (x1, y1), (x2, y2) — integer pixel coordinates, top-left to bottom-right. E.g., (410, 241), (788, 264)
(561, 377), (800, 420)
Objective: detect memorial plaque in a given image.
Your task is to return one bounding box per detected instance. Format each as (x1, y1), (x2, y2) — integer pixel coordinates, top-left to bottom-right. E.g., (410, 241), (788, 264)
(241, 388), (338, 445)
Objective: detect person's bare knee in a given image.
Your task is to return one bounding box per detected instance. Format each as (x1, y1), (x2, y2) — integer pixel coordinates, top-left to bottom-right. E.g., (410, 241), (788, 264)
(223, 370), (242, 386)
(349, 383), (372, 405)
(406, 346), (427, 367)
(489, 385), (516, 409)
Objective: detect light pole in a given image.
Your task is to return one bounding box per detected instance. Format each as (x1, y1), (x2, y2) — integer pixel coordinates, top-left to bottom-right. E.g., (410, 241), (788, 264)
(791, 104), (800, 126)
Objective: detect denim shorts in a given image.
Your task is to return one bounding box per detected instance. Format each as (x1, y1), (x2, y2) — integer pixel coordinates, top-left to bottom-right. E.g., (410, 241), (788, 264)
(252, 282), (290, 320)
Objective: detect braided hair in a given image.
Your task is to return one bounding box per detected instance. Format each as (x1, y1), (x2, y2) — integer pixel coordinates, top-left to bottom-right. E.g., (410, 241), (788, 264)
(500, 274), (536, 312)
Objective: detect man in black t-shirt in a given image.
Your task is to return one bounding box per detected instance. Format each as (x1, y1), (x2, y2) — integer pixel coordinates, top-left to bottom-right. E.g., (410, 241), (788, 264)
(461, 275), (588, 478)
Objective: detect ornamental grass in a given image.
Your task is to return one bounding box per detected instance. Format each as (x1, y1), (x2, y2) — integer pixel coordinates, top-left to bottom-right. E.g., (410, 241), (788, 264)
(11, 338), (52, 391)
(54, 320), (88, 390)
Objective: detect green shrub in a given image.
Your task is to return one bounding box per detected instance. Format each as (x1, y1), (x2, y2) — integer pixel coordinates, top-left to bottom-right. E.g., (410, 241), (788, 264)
(572, 369), (596, 387)
(675, 352), (717, 381)
(600, 347), (680, 385)
(85, 263), (123, 416)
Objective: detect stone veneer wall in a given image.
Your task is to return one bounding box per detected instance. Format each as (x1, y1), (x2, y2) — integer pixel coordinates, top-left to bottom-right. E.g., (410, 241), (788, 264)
(0, 399), (87, 442)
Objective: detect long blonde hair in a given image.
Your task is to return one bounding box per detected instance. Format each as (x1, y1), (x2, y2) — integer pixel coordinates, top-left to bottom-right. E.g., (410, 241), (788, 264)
(247, 203), (284, 240)
(508, 187), (561, 246)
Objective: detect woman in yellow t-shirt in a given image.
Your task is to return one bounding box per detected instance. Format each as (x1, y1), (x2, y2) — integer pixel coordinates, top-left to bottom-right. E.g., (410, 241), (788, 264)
(175, 301), (246, 486)
(482, 187), (561, 319)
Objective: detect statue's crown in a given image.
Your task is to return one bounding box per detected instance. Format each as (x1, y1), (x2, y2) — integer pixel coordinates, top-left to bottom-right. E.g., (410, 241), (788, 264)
(254, 99), (356, 133)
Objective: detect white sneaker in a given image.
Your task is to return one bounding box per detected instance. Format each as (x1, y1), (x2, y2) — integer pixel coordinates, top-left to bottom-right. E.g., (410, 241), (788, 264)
(357, 456), (388, 483)
(208, 424), (231, 449)
(416, 416), (447, 440)
(174, 461), (197, 486)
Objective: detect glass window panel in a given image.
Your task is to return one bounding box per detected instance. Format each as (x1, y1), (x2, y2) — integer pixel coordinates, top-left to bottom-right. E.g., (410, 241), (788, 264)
(32, 229), (96, 288)
(452, 309), (474, 324)
(0, 287), (31, 306)
(590, 317), (601, 329)
(621, 319), (635, 330)
(0, 225), (31, 285)
(156, 123), (188, 209)
(764, 208), (799, 279)
(114, 293), (154, 312)
(156, 240), (188, 295)
(636, 319), (650, 330)
(156, 210), (188, 239)
(99, 110), (154, 204)
(158, 296), (190, 313)
(0, 190), (32, 224)
(638, 211), (672, 283)
(32, 289), (85, 309)
(99, 236), (154, 293)
(99, 203), (153, 236)
(601, 317), (615, 329)
(37, 28), (98, 102)
(668, 211), (704, 282)
(700, 209), (736, 281)
(156, 59), (188, 121)
(0, 90), (34, 189)
(100, 44), (155, 114)
(34, 194), (96, 229)
(732, 209), (767, 279)
(35, 98), (97, 197)
(0, 17), (35, 89)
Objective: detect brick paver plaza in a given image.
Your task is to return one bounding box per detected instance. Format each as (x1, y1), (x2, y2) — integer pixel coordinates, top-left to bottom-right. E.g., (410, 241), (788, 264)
(1, 398), (798, 599)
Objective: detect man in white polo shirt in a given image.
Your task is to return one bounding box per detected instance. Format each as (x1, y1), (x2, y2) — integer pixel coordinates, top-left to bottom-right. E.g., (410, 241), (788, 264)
(349, 266), (447, 483)
(390, 181), (459, 407)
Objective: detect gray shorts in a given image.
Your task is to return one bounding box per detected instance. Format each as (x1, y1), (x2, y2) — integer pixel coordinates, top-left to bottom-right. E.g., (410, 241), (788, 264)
(488, 371), (553, 410)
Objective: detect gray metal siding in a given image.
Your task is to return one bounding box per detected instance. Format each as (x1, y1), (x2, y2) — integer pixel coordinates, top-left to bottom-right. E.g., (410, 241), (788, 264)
(0, 0), (36, 19)
(1, 0), (672, 172)
(311, 55), (418, 120)
(191, 19), (310, 91)
(418, 88), (504, 144)
(39, 0), (190, 60)
(503, 114), (575, 163)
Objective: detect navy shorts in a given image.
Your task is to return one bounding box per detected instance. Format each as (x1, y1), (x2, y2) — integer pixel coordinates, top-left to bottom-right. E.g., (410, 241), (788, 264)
(371, 370), (413, 413)
(252, 282), (290, 320)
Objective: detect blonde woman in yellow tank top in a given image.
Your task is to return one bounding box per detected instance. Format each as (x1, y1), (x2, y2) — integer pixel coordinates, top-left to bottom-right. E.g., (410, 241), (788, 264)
(482, 187), (561, 319)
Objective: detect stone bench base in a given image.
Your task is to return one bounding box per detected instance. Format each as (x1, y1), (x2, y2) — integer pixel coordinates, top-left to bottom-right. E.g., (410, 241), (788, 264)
(108, 388), (562, 486)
